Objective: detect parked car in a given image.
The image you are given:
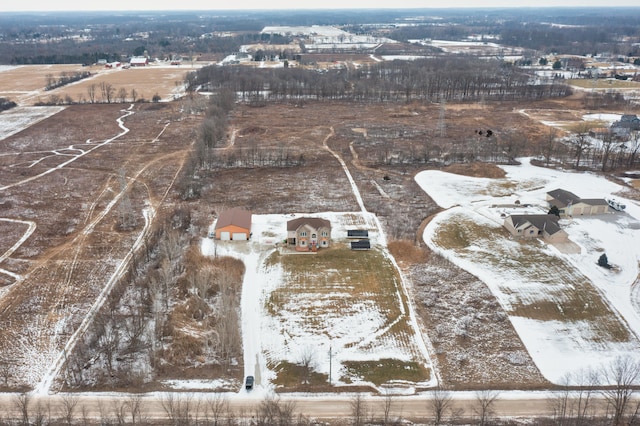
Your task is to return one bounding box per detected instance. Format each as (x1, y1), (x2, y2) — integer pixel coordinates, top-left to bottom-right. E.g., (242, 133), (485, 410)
(245, 375), (254, 391)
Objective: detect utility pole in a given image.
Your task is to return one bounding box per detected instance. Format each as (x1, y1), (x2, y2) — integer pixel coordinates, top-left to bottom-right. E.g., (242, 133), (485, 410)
(438, 97), (446, 138)
(328, 343), (333, 385)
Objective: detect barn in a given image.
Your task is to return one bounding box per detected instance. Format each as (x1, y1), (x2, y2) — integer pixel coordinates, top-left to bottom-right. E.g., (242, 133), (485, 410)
(214, 208), (252, 241)
(129, 56), (149, 67)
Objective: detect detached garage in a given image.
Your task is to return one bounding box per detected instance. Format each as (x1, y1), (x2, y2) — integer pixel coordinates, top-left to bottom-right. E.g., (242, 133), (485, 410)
(214, 208), (252, 241)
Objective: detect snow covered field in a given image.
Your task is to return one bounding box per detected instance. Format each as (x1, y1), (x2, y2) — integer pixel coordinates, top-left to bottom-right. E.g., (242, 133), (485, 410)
(416, 159), (640, 385)
(201, 211), (434, 395)
(0, 106), (65, 141)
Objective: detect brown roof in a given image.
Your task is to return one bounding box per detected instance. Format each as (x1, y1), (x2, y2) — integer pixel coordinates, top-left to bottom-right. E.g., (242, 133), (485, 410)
(287, 217), (331, 232)
(215, 208), (252, 230)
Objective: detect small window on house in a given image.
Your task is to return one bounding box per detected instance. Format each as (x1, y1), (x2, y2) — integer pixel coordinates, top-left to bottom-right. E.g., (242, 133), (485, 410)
(322, 231), (328, 237)
(312, 233), (317, 238)
(300, 240), (306, 246)
(300, 231), (307, 237)
(322, 241), (327, 246)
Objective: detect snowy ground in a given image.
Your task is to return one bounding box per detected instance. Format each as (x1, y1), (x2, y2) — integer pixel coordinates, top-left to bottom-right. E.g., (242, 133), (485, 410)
(0, 106), (66, 141)
(201, 211), (435, 396)
(415, 158), (640, 385)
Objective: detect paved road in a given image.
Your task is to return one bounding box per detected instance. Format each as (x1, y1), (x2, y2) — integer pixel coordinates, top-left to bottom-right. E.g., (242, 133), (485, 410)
(0, 391), (612, 422)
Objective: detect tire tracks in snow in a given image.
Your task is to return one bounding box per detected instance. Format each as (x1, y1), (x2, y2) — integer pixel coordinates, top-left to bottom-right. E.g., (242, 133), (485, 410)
(321, 126), (438, 386)
(33, 116), (190, 394)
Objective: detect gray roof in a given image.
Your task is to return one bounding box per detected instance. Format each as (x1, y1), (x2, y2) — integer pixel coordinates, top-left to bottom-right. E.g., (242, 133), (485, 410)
(547, 188), (608, 208)
(287, 217), (331, 232)
(547, 189), (581, 207)
(509, 214), (562, 235)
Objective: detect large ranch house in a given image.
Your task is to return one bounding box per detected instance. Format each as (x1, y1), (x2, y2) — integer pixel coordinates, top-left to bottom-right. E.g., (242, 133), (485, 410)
(546, 189), (609, 217)
(287, 217), (331, 252)
(503, 214), (568, 243)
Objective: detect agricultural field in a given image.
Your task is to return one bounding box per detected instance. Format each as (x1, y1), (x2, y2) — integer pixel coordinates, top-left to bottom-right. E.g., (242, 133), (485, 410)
(0, 62), (201, 105)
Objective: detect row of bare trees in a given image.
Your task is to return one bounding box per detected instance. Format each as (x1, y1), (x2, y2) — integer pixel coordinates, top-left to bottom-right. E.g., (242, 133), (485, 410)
(424, 357), (640, 426)
(187, 57), (571, 104)
(2, 357), (639, 426)
(37, 84), (162, 106)
(539, 127), (640, 172)
(44, 71), (92, 91)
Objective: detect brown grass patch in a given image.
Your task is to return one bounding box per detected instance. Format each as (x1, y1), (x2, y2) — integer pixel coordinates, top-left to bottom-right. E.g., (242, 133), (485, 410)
(443, 162), (506, 178)
(388, 240), (430, 264)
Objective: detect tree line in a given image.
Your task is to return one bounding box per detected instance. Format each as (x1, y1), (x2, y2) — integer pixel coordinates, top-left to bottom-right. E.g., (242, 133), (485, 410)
(188, 57), (571, 103)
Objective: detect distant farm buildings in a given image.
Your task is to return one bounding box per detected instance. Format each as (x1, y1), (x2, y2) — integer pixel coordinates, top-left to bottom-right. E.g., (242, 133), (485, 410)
(214, 208), (252, 241)
(129, 56), (149, 67)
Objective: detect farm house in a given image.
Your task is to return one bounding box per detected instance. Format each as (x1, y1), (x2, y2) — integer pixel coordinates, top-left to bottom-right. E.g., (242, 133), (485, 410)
(287, 217), (331, 251)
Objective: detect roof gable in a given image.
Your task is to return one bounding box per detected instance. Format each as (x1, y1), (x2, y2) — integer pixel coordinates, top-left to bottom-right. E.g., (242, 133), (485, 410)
(547, 189), (581, 207)
(287, 217), (331, 232)
(215, 208), (252, 230)
(509, 214), (562, 235)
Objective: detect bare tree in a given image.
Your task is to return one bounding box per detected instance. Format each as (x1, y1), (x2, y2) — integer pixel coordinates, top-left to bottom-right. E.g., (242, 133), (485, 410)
(628, 131), (640, 167)
(87, 83), (96, 104)
(0, 357), (12, 386)
(600, 131), (617, 171)
(541, 127), (559, 166)
(298, 345), (317, 386)
(126, 394), (144, 425)
(204, 393), (229, 426)
(81, 404), (91, 426)
(601, 356), (640, 426)
(350, 394), (367, 426)
(571, 124), (592, 169)
(118, 87), (128, 103)
(112, 399), (127, 425)
(13, 393), (31, 426)
(130, 88), (138, 103)
(59, 394), (79, 426)
(474, 389), (500, 426)
(161, 392), (193, 426)
(382, 388), (395, 425)
(101, 82), (115, 103)
(429, 387), (452, 426)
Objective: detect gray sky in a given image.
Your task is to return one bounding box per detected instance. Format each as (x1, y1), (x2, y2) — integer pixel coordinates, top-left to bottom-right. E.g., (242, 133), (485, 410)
(1, 0), (639, 12)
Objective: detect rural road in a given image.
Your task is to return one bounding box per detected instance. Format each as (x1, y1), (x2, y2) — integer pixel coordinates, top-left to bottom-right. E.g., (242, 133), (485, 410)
(0, 391), (613, 421)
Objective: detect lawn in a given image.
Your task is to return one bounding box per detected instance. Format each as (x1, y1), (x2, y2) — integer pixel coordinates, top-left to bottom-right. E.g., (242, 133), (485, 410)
(264, 245), (430, 389)
(431, 210), (628, 341)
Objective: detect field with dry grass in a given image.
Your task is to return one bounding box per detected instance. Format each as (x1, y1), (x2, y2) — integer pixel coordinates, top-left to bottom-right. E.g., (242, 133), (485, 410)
(2, 58), (636, 392)
(0, 101), (200, 390)
(0, 63), (199, 105)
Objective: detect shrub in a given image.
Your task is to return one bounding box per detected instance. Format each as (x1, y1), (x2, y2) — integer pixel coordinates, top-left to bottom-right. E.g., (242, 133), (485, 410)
(598, 253), (611, 269)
